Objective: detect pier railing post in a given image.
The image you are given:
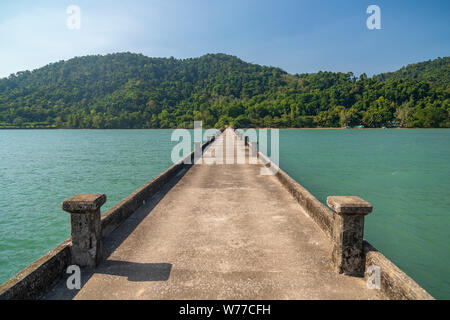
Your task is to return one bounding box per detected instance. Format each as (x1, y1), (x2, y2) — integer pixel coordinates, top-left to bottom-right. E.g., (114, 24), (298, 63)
(249, 141), (258, 163)
(327, 196), (373, 275)
(62, 194), (106, 268)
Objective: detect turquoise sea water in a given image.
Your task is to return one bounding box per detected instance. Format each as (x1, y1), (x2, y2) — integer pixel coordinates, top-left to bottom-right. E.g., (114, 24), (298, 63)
(0, 130), (177, 286)
(277, 129), (449, 299)
(0, 129), (449, 299)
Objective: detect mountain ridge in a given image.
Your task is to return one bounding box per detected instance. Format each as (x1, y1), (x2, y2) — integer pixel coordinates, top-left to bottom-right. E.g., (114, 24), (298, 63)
(374, 57), (450, 87)
(0, 53), (448, 128)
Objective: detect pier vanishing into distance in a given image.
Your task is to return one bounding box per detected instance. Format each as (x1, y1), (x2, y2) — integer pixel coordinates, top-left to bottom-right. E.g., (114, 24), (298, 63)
(0, 128), (433, 300)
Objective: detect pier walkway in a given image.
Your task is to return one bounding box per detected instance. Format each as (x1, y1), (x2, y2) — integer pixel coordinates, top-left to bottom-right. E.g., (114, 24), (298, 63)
(44, 128), (385, 300)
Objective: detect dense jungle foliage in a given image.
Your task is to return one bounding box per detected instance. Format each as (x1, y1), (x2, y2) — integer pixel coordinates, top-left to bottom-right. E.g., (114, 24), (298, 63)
(0, 53), (448, 128)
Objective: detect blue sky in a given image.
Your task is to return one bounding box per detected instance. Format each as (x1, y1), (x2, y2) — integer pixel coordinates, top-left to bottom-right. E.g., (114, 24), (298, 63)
(0, 0), (449, 78)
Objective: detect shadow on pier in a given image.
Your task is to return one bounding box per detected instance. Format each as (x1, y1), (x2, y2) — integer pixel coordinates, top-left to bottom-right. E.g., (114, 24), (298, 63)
(97, 261), (172, 282)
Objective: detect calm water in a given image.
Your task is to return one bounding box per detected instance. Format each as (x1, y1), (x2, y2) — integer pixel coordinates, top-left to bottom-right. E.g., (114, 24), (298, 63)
(278, 129), (450, 299)
(0, 130), (177, 285)
(0, 129), (449, 299)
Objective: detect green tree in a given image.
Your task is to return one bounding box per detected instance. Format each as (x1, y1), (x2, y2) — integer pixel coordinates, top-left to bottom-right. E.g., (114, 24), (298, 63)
(394, 103), (413, 127)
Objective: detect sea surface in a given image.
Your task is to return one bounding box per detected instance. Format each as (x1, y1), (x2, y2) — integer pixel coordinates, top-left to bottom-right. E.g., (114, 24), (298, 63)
(277, 129), (449, 299)
(0, 129), (449, 299)
(0, 130), (178, 286)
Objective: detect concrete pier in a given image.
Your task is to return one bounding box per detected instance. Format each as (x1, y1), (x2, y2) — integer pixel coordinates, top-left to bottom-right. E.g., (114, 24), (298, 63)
(1, 128), (433, 300)
(44, 129), (385, 300)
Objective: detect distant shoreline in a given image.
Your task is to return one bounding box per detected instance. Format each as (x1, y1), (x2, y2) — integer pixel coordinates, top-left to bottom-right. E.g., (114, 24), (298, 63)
(2, 125), (447, 131)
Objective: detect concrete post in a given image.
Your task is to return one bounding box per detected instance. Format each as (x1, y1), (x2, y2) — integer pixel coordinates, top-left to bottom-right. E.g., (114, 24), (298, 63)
(327, 196), (373, 276)
(249, 141), (258, 163)
(62, 194), (106, 268)
(194, 141), (202, 163)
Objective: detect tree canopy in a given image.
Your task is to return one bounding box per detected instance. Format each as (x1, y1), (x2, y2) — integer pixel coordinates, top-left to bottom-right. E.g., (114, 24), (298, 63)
(0, 53), (448, 129)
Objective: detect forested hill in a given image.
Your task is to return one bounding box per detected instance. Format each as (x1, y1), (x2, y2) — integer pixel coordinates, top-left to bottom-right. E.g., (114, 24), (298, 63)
(0, 53), (448, 128)
(375, 57), (450, 88)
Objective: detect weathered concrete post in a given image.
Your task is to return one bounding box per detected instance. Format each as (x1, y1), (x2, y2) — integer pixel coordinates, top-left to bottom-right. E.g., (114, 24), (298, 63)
(62, 194), (106, 268)
(327, 196), (373, 275)
(249, 141), (258, 161)
(194, 141), (202, 163)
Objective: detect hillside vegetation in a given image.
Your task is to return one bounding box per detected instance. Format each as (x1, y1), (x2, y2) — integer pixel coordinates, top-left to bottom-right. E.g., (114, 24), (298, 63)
(375, 57), (450, 88)
(0, 53), (448, 128)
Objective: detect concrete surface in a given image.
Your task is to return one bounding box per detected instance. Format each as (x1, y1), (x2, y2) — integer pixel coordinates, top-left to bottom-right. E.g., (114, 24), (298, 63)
(44, 129), (386, 300)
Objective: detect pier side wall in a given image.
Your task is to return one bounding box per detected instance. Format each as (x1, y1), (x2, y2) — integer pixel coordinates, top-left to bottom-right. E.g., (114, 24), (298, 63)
(266, 156), (334, 238)
(0, 240), (72, 300)
(363, 241), (434, 300)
